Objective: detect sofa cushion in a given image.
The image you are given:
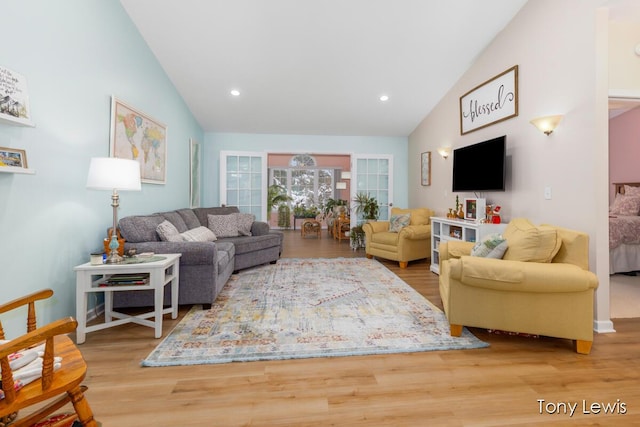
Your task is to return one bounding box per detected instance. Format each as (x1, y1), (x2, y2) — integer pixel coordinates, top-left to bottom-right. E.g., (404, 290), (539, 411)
(215, 241), (235, 272)
(218, 234), (281, 255)
(160, 211), (188, 233)
(157, 220), (184, 242)
(208, 214), (240, 237)
(177, 208), (201, 229)
(471, 233), (508, 259)
(181, 226), (217, 242)
(503, 218), (561, 263)
(389, 213), (411, 232)
(118, 215), (164, 243)
(370, 231), (400, 245)
(235, 212), (255, 236)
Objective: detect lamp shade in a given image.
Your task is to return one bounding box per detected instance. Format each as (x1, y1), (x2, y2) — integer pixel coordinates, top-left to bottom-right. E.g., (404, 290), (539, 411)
(86, 157), (141, 191)
(336, 182), (347, 190)
(530, 115), (563, 135)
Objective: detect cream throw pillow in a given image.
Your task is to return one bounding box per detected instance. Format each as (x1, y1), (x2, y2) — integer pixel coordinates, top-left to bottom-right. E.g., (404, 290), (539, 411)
(502, 218), (561, 263)
(181, 226), (217, 242)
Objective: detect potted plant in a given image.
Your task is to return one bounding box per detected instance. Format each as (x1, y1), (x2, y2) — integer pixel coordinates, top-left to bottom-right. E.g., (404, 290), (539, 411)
(268, 184), (293, 228)
(322, 198), (348, 216)
(350, 225), (365, 250)
(352, 192), (380, 222)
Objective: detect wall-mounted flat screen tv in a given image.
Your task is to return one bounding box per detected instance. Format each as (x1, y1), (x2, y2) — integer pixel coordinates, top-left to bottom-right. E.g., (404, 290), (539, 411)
(452, 135), (506, 192)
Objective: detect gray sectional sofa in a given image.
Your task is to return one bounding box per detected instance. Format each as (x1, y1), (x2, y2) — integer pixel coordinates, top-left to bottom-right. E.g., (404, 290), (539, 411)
(112, 206), (283, 308)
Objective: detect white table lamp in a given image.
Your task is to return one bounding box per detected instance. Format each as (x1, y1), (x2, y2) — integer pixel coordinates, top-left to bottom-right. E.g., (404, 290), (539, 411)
(86, 157), (141, 263)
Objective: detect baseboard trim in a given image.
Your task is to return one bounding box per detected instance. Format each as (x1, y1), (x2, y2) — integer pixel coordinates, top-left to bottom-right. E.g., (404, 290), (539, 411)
(594, 319), (616, 334)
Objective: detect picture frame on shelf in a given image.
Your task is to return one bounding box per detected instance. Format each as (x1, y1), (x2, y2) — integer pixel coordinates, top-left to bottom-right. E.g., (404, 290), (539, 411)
(0, 65), (34, 127)
(109, 96), (167, 184)
(420, 151), (431, 186)
(464, 198), (486, 222)
(0, 146), (28, 169)
(459, 65), (518, 135)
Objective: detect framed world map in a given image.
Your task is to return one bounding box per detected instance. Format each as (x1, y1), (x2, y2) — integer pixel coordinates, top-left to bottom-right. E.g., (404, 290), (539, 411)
(110, 96), (167, 184)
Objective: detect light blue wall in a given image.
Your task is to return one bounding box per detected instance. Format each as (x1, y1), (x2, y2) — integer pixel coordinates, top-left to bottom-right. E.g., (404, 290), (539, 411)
(0, 0), (203, 334)
(202, 133), (409, 209)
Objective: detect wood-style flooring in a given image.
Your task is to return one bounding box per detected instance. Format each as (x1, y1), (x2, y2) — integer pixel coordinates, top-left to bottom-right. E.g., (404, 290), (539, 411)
(56, 230), (640, 425)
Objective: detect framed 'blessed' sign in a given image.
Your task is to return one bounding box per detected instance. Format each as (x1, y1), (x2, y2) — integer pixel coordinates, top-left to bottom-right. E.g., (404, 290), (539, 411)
(459, 65), (518, 135)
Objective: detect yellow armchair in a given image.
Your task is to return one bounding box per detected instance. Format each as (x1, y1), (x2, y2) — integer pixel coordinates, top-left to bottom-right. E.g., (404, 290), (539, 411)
(439, 219), (599, 354)
(362, 207), (435, 268)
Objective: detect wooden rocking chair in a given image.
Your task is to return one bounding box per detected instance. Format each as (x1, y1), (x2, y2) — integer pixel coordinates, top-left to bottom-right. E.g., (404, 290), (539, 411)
(0, 289), (97, 427)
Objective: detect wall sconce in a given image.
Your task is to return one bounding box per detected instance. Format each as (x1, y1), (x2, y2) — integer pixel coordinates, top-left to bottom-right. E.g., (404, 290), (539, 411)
(336, 182), (347, 190)
(530, 115), (563, 135)
(340, 171), (351, 180)
(437, 147), (451, 159)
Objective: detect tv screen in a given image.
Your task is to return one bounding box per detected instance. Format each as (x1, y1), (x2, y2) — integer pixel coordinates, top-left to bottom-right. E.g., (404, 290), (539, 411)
(452, 135), (506, 192)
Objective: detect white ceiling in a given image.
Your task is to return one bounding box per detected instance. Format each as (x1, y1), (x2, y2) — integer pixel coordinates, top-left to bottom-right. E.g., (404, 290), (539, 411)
(120, 0), (640, 136)
(120, 0), (528, 136)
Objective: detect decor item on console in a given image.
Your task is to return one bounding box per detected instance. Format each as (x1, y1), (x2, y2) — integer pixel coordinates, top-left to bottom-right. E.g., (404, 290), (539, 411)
(86, 157), (141, 264)
(363, 207), (434, 268)
(438, 218), (599, 354)
(609, 182), (640, 274)
(112, 206), (283, 308)
(464, 198), (486, 222)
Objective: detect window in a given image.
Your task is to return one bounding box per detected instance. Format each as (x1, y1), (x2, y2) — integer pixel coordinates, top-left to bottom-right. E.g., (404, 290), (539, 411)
(269, 154), (337, 209)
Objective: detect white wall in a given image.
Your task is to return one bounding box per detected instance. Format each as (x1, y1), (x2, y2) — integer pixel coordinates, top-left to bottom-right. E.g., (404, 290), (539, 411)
(202, 132), (409, 210)
(0, 0), (203, 335)
(408, 0), (613, 330)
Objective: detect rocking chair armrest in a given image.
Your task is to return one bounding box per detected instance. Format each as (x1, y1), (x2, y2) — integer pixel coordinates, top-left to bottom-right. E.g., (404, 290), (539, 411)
(0, 317), (77, 359)
(0, 289), (53, 315)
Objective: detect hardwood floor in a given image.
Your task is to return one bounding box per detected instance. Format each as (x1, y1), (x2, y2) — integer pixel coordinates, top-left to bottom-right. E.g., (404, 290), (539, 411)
(64, 231), (640, 425)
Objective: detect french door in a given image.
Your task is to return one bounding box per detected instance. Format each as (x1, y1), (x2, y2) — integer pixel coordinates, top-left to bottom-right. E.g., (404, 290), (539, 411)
(351, 154), (393, 227)
(219, 151), (268, 221)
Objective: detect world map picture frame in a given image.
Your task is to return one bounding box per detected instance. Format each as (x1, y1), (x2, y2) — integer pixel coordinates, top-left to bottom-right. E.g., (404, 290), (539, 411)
(109, 96), (167, 184)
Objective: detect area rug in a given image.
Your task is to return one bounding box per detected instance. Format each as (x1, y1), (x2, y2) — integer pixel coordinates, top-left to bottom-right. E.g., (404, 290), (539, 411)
(142, 258), (488, 366)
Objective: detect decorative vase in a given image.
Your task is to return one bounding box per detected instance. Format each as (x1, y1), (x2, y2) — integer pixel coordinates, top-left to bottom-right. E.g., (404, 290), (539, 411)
(457, 207), (464, 219)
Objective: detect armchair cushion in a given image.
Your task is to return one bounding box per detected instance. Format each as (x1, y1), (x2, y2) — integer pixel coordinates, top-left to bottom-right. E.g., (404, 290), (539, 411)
(391, 207), (431, 225)
(502, 218), (561, 263)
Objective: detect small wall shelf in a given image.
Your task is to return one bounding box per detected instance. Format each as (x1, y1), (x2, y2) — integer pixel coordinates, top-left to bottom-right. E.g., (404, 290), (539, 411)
(0, 166), (36, 175)
(0, 116), (35, 127)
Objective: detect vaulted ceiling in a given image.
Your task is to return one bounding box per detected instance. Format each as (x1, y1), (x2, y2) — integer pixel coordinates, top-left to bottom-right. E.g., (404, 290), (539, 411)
(120, 0), (527, 136)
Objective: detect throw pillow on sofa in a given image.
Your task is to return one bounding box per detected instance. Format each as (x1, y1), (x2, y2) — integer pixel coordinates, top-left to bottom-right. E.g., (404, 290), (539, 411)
(156, 220), (184, 242)
(471, 233), (508, 259)
(235, 212), (255, 236)
(181, 226), (217, 242)
(208, 214), (240, 237)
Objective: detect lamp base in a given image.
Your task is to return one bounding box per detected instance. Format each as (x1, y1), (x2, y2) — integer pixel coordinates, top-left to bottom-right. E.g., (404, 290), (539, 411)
(106, 252), (124, 264)
(106, 233), (123, 264)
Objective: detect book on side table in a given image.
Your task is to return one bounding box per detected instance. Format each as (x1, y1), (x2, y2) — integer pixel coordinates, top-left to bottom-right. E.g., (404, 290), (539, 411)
(99, 273), (150, 286)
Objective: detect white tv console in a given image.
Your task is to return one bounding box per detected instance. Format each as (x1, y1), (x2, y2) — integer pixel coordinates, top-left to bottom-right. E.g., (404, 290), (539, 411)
(430, 216), (507, 275)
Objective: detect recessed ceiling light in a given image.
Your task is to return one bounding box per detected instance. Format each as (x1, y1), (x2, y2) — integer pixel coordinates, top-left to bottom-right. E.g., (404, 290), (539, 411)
(230, 89), (241, 97)
(379, 95), (389, 102)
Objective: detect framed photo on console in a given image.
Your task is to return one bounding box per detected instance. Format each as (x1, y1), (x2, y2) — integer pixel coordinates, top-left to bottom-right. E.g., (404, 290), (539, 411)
(464, 198), (486, 222)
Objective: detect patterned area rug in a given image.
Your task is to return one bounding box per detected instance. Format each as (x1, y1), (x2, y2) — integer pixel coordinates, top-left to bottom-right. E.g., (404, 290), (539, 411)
(142, 258), (488, 366)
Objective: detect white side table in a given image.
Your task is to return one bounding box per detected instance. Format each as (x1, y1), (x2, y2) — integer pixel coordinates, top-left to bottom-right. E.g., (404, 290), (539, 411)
(74, 253), (181, 344)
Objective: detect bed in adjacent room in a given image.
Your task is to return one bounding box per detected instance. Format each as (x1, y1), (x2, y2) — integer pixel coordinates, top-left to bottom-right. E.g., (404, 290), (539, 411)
(610, 182), (640, 274)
